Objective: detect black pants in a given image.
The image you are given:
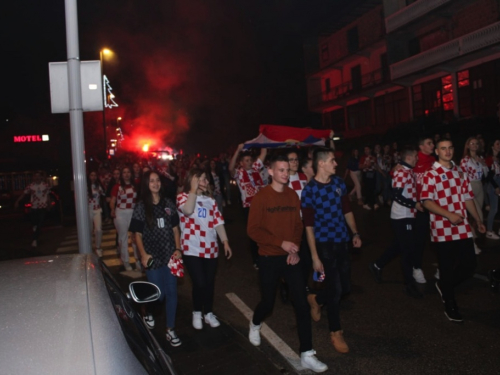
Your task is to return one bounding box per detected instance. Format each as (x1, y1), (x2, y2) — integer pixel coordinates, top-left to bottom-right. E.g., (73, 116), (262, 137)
(252, 255), (312, 353)
(363, 172), (377, 206)
(413, 210), (430, 269)
(183, 255), (218, 313)
(315, 241), (351, 332)
(435, 238), (476, 302)
(29, 208), (47, 241)
(375, 218), (416, 285)
(243, 207), (259, 265)
(299, 231), (313, 289)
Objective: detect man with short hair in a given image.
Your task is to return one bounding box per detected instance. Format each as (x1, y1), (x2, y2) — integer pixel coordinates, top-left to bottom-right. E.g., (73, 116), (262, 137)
(229, 143), (267, 268)
(412, 136), (436, 283)
(421, 139), (485, 322)
(369, 146), (424, 298)
(247, 154), (327, 373)
(302, 148), (362, 353)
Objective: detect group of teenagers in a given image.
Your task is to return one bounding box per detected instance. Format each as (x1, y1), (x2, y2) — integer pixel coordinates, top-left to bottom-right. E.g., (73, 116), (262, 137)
(83, 132), (500, 374)
(87, 162), (232, 348)
(228, 134), (500, 372)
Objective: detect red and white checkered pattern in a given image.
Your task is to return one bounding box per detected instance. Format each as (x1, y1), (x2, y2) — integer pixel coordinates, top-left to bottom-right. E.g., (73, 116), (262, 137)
(24, 182), (50, 209)
(390, 166), (417, 219)
(177, 193), (224, 258)
(88, 184), (104, 210)
(234, 159), (264, 208)
(112, 184), (137, 209)
(414, 151), (436, 199)
(460, 155), (489, 182)
(360, 155), (376, 172)
(420, 162), (474, 243)
(168, 255), (184, 277)
(288, 172), (308, 199)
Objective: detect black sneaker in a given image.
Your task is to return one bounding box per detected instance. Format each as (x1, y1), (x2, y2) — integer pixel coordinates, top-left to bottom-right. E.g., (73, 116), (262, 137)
(405, 283), (424, 299)
(368, 263), (382, 283)
(444, 300), (463, 323)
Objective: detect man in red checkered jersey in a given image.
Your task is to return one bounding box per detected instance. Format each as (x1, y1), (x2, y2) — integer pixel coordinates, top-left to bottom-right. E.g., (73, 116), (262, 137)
(369, 146), (424, 298)
(229, 143), (267, 268)
(421, 139), (485, 322)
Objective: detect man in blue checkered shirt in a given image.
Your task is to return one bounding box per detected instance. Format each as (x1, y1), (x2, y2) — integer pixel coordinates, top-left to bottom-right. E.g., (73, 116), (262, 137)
(301, 147), (362, 354)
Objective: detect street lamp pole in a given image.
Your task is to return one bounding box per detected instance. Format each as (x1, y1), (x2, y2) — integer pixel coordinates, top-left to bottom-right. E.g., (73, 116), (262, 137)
(99, 49), (109, 159)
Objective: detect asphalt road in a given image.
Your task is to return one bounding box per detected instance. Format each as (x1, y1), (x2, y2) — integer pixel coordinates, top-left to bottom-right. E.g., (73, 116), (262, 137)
(2, 198), (500, 375)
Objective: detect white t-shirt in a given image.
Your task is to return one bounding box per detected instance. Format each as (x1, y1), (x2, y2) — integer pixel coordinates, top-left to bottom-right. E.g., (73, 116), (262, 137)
(176, 193), (224, 258)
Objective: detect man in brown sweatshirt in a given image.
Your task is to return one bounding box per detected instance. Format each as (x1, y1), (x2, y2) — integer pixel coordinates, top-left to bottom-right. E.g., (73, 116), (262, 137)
(247, 154), (327, 373)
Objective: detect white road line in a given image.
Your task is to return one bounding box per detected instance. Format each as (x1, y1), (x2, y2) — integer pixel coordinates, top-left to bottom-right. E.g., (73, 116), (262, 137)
(225, 292), (305, 372)
(60, 239), (78, 246)
(101, 240), (117, 248)
(56, 245), (78, 253)
(102, 249), (135, 257)
(103, 257), (138, 267)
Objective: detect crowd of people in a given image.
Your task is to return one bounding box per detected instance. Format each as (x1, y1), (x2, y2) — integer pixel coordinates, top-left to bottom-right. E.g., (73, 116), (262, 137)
(18, 130), (500, 373)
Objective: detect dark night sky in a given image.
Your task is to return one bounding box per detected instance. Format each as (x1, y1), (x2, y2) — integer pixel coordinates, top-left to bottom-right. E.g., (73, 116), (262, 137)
(4, 0), (349, 156)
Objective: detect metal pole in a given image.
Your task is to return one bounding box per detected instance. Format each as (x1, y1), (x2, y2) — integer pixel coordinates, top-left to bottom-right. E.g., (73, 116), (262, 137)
(64, 0), (91, 254)
(100, 51), (107, 158)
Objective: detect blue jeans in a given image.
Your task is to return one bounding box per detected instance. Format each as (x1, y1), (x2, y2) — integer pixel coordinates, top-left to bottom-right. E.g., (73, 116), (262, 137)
(146, 265), (178, 329)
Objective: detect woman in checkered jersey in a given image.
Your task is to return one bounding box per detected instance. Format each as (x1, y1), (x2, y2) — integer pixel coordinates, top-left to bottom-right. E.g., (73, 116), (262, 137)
(177, 168), (232, 330)
(110, 166), (141, 271)
(460, 137), (489, 254)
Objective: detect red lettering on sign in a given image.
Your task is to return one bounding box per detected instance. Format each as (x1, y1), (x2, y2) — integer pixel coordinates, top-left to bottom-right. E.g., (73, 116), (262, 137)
(13, 135), (48, 143)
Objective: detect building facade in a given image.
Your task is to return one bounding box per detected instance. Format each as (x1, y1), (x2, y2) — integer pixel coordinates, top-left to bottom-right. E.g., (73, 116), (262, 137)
(306, 0), (500, 137)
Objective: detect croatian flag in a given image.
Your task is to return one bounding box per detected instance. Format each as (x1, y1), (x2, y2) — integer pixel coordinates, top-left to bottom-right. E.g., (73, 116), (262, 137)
(243, 124), (332, 149)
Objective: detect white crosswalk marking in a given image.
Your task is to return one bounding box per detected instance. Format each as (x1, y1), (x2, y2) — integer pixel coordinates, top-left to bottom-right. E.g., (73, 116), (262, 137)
(56, 222), (142, 278)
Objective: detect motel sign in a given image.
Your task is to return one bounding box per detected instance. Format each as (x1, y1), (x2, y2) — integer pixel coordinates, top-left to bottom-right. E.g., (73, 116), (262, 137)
(13, 135), (50, 143)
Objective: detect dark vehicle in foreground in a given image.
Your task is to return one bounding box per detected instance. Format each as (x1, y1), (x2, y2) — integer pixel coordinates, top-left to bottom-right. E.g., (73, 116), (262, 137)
(0, 254), (176, 375)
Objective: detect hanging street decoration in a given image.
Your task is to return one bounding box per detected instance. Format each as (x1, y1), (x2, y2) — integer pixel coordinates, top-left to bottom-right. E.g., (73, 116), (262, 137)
(103, 75), (119, 108)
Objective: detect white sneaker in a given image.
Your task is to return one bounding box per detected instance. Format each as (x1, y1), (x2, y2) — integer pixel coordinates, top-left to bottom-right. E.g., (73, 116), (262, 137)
(143, 314), (155, 329)
(96, 249), (103, 257)
(166, 329), (182, 347)
(123, 262), (133, 271)
(204, 312), (220, 328)
(301, 350), (328, 373)
(192, 311), (203, 330)
(413, 268), (427, 284)
(248, 321), (261, 346)
(474, 244), (482, 255)
(434, 269), (440, 280)
(486, 231), (500, 240)
(363, 204), (372, 210)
